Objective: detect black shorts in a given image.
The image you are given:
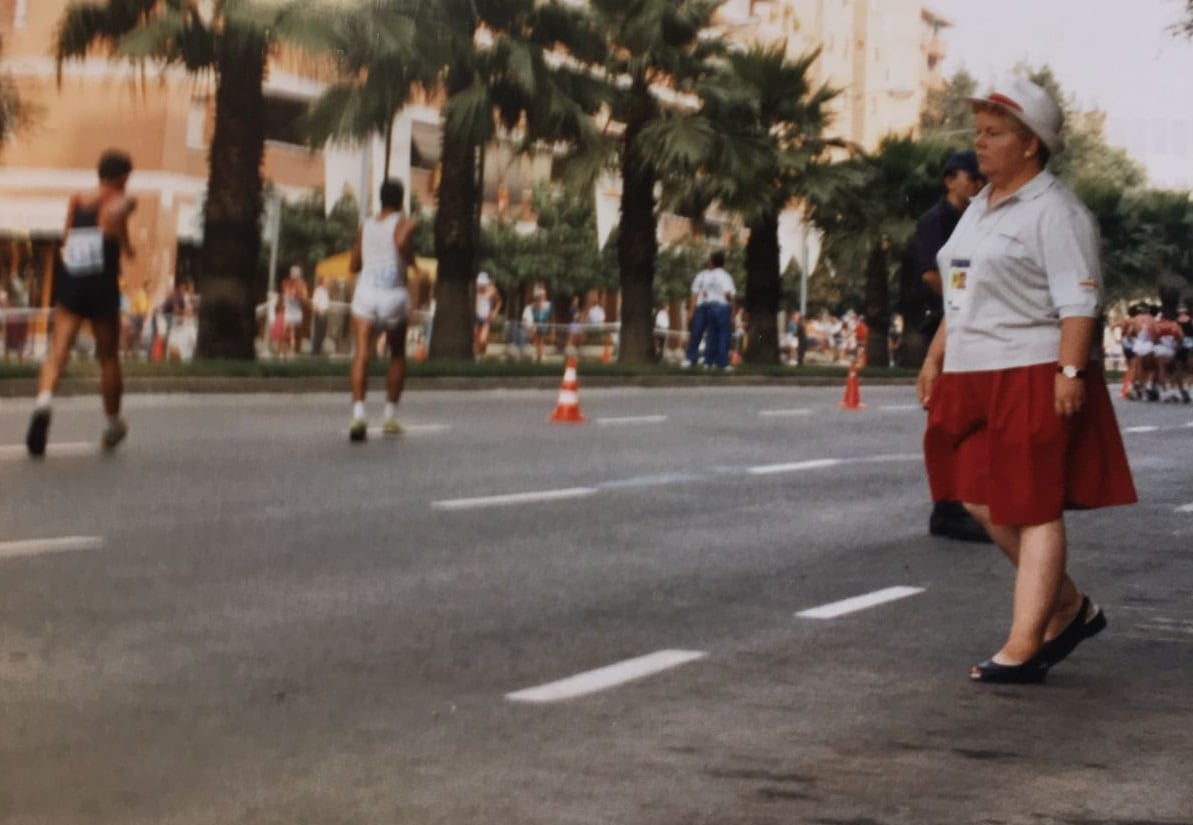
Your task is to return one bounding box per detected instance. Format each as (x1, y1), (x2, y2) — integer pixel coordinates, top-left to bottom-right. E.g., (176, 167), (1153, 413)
(54, 270), (121, 321)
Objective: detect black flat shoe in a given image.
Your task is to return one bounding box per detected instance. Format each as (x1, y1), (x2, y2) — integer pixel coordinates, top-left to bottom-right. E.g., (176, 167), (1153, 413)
(26, 407), (51, 458)
(1043, 597), (1107, 667)
(970, 652), (1049, 684)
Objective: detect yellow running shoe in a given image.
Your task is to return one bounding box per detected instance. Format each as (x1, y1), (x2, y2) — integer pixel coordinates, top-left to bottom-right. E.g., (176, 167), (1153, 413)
(381, 419), (404, 436)
(349, 419), (368, 443)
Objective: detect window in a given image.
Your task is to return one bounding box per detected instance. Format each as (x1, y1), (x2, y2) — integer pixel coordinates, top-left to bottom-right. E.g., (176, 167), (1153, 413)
(263, 95), (307, 146)
(186, 100), (207, 150)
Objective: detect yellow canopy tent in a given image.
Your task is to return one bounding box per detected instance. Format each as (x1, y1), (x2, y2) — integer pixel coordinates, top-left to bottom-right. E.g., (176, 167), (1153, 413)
(314, 253), (437, 307)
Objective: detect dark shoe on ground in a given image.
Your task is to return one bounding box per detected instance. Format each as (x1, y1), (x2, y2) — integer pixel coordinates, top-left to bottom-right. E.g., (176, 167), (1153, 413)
(971, 651), (1049, 684)
(929, 501), (993, 543)
(1043, 596), (1107, 667)
(26, 408), (51, 458)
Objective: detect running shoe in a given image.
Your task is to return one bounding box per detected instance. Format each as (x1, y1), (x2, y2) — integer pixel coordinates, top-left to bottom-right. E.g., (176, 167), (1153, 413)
(26, 407), (51, 458)
(381, 419), (404, 436)
(349, 418), (368, 443)
(101, 418), (128, 451)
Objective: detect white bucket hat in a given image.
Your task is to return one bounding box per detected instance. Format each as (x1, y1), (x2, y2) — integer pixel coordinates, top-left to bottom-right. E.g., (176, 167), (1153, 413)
(970, 77), (1065, 155)
(476, 271), (491, 285)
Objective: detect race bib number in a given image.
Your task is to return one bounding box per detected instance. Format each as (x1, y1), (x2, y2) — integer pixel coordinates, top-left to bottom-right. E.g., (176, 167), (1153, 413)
(62, 227), (104, 277)
(946, 258), (970, 315)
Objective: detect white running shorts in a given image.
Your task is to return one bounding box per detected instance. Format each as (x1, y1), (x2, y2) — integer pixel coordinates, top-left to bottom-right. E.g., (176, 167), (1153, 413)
(352, 284), (409, 330)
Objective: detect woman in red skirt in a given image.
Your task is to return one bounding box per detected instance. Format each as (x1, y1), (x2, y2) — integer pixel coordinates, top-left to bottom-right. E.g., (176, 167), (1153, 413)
(917, 78), (1136, 684)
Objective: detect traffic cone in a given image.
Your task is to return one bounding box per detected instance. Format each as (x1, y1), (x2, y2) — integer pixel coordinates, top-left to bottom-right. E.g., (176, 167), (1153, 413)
(549, 357), (586, 424)
(600, 341), (612, 365)
(839, 362), (865, 410)
(414, 336), (427, 364)
(730, 348), (742, 367)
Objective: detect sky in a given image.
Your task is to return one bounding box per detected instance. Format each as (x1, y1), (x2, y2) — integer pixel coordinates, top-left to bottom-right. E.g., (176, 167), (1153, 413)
(930, 0), (1193, 189)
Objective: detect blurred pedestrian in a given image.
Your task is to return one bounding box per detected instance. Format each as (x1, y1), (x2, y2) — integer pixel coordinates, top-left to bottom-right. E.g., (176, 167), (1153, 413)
(311, 276), (330, 356)
(683, 251), (735, 369)
(913, 149), (990, 544)
(347, 178), (414, 442)
(282, 265), (307, 356)
(26, 149), (136, 457)
(473, 271), (500, 358)
(918, 78), (1137, 683)
(529, 285), (552, 362)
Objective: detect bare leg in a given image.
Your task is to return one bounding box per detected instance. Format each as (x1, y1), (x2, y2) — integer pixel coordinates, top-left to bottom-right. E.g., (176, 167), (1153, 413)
(38, 307), (85, 395)
(90, 314), (123, 416)
(350, 316), (372, 403)
(387, 322), (407, 405)
(963, 503), (1083, 647)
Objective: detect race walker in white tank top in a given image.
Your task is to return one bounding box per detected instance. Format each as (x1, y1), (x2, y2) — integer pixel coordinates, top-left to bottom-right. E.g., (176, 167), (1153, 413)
(352, 212), (410, 329)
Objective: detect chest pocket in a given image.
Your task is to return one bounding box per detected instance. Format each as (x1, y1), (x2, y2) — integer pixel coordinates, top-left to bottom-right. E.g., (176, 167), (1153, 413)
(62, 227), (105, 277)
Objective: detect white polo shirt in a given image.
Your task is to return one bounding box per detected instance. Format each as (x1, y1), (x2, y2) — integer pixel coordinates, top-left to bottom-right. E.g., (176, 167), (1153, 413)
(693, 267), (735, 305)
(937, 170), (1102, 373)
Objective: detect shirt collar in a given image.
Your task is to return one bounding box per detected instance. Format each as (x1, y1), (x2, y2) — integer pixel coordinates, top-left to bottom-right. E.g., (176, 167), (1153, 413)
(974, 170), (1056, 210)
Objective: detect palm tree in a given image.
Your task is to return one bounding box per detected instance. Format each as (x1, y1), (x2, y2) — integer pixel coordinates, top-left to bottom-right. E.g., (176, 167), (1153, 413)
(643, 44), (843, 363)
(56, 0), (335, 359)
(588, 0), (726, 363)
(422, 0), (606, 360)
(302, 2), (426, 181)
(809, 136), (949, 367)
(1, 35), (36, 153)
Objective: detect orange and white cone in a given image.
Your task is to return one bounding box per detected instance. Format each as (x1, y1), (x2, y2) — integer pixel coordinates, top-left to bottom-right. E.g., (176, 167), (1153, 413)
(414, 336), (427, 364)
(550, 357), (586, 424)
(839, 362), (865, 410)
(601, 341), (612, 365)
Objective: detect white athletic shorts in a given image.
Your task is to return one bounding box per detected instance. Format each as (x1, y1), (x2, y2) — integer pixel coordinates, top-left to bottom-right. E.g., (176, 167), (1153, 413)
(1133, 339), (1154, 357)
(1154, 343), (1176, 360)
(351, 284), (409, 330)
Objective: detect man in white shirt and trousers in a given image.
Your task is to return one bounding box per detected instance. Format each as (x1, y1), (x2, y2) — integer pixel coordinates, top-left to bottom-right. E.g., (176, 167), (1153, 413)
(683, 251), (736, 370)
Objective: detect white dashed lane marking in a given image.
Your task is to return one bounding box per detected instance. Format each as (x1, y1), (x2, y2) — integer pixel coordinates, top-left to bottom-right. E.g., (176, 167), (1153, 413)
(432, 487), (598, 511)
(758, 408), (812, 418)
(749, 458), (841, 475)
(0, 536), (105, 560)
(595, 415), (668, 426)
(506, 649), (707, 703)
(797, 586), (925, 619)
(1176, 503), (1193, 513)
(0, 442), (96, 461)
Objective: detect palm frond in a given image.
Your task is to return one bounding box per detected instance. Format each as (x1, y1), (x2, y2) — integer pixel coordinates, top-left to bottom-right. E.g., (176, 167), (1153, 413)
(444, 77), (496, 146)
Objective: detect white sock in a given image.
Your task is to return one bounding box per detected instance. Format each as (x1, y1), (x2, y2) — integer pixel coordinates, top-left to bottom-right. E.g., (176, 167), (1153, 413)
(384, 402), (396, 421)
(353, 401), (366, 421)
(35, 391), (52, 410)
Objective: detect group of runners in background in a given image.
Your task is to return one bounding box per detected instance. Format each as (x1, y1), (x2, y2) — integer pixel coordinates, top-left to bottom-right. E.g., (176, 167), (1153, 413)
(1119, 303), (1192, 403)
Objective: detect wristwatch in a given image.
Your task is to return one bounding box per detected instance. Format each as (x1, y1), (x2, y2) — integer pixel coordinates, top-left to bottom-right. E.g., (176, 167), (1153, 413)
(1057, 365), (1086, 379)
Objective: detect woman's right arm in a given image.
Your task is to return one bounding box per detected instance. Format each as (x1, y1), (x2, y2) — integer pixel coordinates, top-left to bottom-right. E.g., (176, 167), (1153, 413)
(917, 318), (947, 409)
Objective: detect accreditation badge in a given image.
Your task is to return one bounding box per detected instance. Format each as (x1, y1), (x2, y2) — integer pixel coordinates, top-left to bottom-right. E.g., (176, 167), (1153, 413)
(946, 258), (970, 315)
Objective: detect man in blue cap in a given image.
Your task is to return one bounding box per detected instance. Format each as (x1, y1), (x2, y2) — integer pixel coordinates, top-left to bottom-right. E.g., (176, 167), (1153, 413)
(913, 149), (992, 543)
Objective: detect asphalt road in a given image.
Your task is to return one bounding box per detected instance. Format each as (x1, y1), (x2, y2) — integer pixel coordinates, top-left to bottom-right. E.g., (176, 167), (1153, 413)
(2, 382), (1191, 825)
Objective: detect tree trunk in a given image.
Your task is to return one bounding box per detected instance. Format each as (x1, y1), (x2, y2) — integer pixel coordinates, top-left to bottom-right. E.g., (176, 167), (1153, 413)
(864, 238), (891, 368)
(617, 117), (658, 364)
(744, 211), (781, 364)
(430, 129), (479, 360)
(196, 35), (267, 360)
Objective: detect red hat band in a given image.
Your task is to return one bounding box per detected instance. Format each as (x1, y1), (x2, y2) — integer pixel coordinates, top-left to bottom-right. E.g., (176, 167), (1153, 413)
(986, 93), (1023, 112)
